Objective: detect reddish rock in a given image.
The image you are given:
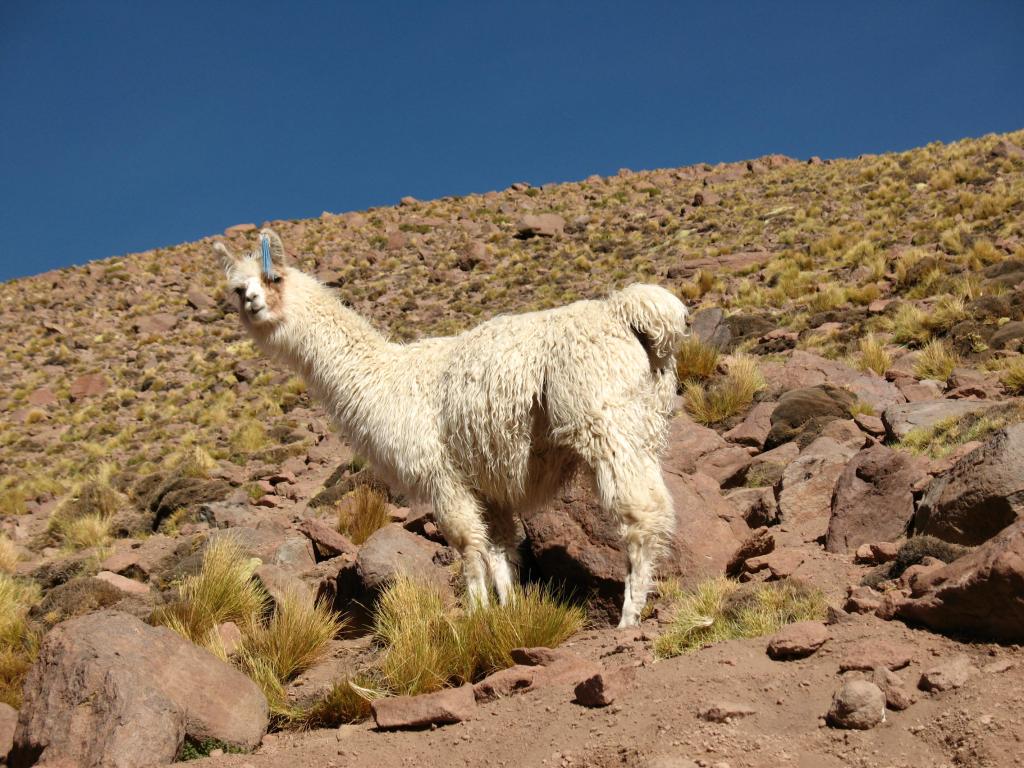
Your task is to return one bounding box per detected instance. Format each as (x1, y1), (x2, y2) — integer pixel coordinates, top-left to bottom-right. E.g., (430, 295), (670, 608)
(766, 621), (829, 659)
(0, 702), (16, 763)
(664, 416), (752, 485)
(93, 570), (151, 596)
(778, 437), (858, 540)
(473, 665), (541, 703)
(26, 387), (57, 407)
(574, 667), (635, 708)
(10, 611), (267, 767)
(224, 222), (256, 236)
(723, 402), (776, 448)
(185, 285), (215, 310)
(826, 444), (927, 554)
(872, 667), (916, 711)
(855, 541), (899, 565)
(839, 641), (914, 672)
(516, 214), (565, 238)
(914, 424), (1024, 545)
(371, 684), (476, 729)
(766, 385), (856, 449)
(69, 373), (109, 400)
(216, 622), (244, 656)
(918, 656), (978, 692)
(725, 487), (778, 528)
(882, 399), (997, 441)
(844, 585), (884, 614)
(894, 518), (1024, 641)
(726, 528), (774, 578)
(296, 518), (358, 561)
(853, 412), (885, 437)
(132, 312), (179, 334)
(769, 351), (905, 413)
(743, 548), (804, 580)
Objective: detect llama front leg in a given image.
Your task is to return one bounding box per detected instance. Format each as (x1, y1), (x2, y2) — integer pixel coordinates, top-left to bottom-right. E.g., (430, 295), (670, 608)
(432, 488), (491, 609)
(593, 455), (675, 628)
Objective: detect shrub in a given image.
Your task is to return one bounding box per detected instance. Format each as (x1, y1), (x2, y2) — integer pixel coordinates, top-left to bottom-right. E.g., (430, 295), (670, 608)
(0, 573), (40, 707)
(0, 535), (18, 574)
(654, 577), (825, 658)
(898, 402), (1024, 459)
(913, 339), (959, 381)
(1001, 359), (1024, 395)
(675, 338), (720, 383)
(48, 463), (124, 550)
(862, 536), (971, 588)
(337, 485), (391, 545)
(684, 355), (765, 425)
(856, 334), (892, 376)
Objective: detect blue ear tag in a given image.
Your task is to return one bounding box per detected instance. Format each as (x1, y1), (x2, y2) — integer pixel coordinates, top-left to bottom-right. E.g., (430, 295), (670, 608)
(260, 234), (275, 279)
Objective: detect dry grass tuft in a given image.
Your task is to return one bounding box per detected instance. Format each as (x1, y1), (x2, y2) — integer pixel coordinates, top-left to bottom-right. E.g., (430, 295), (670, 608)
(0, 573), (41, 707)
(230, 419), (271, 455)
(913, 339), (959, 381)
(856, 333), (892, 376)
(152, 536), (267, 646)
(654, 577), (825, 658)
(291, 676), (379, 729)
(684, 355), (765, 425)
(48, 463), (123, 550)
(0, 535), (19, 574)
(373, 575), (585, 698)
(337, 485), (391, 545)
(675, 338), (720, 383)
(1001, 359), (1024, 395)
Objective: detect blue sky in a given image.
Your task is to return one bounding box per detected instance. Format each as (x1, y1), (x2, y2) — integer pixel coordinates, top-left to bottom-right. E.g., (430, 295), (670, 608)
(1, 1), (1022, 281)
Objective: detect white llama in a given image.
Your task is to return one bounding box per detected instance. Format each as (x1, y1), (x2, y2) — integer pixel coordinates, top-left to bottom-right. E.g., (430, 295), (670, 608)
(214, 230), (688, 626)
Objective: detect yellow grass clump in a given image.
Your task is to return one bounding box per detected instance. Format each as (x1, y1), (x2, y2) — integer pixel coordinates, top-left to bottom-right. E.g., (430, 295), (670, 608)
(684, 355), (765, 425)
(337, 485), (391, 545)
(0, 573), (41, 707)
(0, 535), (19, 574)
(654, 577), (825, 658)
(856, 333), (892, 376)
(675, 337), (720, 383)
(913, 339), (960, 382)
(898, 402), (1024, 459)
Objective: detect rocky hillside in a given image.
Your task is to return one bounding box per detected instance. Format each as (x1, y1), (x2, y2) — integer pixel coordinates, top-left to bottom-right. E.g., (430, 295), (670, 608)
(1, 130), (1024, 767)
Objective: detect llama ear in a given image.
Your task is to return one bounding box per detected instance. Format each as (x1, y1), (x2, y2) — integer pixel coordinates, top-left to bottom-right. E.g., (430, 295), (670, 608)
(260, 228), (287, 267)
(213, 241), (239, 274)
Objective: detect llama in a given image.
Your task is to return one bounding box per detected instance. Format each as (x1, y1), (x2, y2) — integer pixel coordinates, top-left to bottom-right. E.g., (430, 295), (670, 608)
(213, 229), (688, 627)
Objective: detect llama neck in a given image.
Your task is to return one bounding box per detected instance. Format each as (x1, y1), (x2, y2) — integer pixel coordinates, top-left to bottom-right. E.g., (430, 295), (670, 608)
(264, 276), (394, 438)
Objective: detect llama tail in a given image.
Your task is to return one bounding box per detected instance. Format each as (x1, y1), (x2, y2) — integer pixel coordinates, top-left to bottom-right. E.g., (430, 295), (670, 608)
(610, 283), (689, 367)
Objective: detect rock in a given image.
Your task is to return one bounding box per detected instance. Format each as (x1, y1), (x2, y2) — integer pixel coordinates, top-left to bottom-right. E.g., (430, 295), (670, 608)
(68, 373), (109, 400)
(254, 563), (310, 608)
(726, 528), (774, 577)
(766, 621), (829, 659)
(743, 442), (799, 487)
(699, 702), (757, 723)
(825, 444), (927, 553)
(224, 222), (256, 236)
(853, 412), (885, 437)
(989, 320), (1024, 350)
(296, 518), (358, 561)
(186, 285), (215, 310)
(93, 570), (151, 596)
(827, 680), (886, 730)
(516, 214), (565, 238)
(574, 667), (635, 708)
(524, 471), (742, 623)
(723, 402), (776, 448)
(820, 418), (869, 451)
(778, 437), (858, 540)
(356, 525), (450, 597)
(918, 656), (978, 692)
(872, 667), (916, 711)
(371, 685), (476, 729)
(10, 611), (267, 767)
(766, 385), (856, 449)
(725, 488), (778, 529)
(132, 312), (179, 335)
(882, 399), (998, 441)
(473, 665), (541, 703)
(399, 195), (419, 206)
(26, 387), (57, 407)
(991, 138), (1024, 159)
(855, 541), (899, 565)
(894, 518), (1024, 641)
(216, 622), (244, 656)
(508, 647), (600, 686)
(689, 307), (730, 350)
(663, 416), (752, 486)
(741, 548), (804, 580)
(839, 641), (914, 671)
(0, 702), (16, 763)
(914, 423), (1024, 545)
(768, 351), (905, 413)
(844, 585), (884, 615)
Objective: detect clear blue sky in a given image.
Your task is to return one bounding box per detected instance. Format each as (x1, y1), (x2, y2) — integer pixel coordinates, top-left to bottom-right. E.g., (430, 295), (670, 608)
(1, 1), (1022, 281)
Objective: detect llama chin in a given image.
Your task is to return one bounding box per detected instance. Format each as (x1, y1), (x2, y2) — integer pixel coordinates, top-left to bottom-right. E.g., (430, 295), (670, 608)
(215, 229), (688, 627)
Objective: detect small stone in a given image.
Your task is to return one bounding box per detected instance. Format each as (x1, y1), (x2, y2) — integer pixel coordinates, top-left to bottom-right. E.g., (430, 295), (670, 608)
(574, 668), (635, 708)
(918, 656), (978, 692)
(372, 685), (476, 729)
(827, 680), (886, 730)
(0, 702), (17, 762)
(93, 570), (150, 596)
(872, 667), (916, 711)
(699, 702), (756, 723)
(766, 621), (829, 660)
(839, 641), (914, 671)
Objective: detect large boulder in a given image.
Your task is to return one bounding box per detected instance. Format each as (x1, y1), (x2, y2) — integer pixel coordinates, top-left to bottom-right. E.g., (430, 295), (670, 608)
(764, 351), (905, 413)
(882, 399), (998, 441)
(523, 471), (743, 623)
(826, 444), (928, 553)
(893, 518), (1024, 641)
(914, 423), (1024, 545)
(10, 611), (267, 768)
(765, 385), (856, 449)
(663, 416), (751, 485)
(356, 525), (451, 597)
(778, 437), (859, 540)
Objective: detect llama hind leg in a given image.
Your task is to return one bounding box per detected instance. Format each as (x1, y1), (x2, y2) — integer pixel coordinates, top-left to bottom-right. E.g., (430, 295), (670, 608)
(593, 455), (675, 628)
(432, 489), (491, 609)
(484, 507), (521, 606)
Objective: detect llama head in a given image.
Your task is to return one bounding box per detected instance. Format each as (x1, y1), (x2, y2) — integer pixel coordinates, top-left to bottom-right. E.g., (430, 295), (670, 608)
(213, 228), (291, 329)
